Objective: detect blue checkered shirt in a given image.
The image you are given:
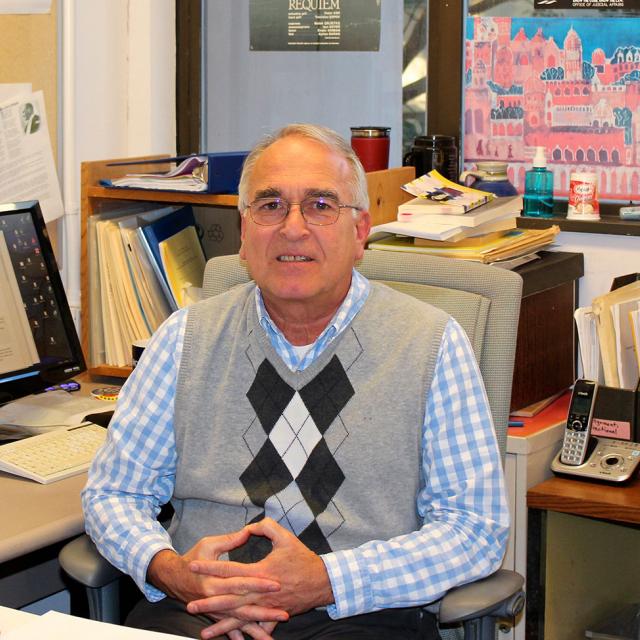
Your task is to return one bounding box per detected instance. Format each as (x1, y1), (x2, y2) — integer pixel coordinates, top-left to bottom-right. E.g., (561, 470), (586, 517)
(82, 268), (509, 618)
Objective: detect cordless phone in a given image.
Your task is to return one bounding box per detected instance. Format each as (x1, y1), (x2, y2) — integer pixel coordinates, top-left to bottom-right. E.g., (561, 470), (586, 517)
(559, 379), (598, 466)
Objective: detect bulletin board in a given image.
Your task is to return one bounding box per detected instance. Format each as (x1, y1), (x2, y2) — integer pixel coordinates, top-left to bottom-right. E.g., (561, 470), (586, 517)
(0, 0), (59, 251)
(0, 0), (58, 155)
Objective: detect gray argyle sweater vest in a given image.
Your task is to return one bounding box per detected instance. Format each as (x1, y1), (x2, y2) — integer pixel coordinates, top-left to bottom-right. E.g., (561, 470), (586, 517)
(168, 281), (449, 561)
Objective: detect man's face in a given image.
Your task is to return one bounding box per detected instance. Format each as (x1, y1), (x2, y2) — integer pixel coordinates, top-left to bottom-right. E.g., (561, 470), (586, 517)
(239, 135), (370, 318)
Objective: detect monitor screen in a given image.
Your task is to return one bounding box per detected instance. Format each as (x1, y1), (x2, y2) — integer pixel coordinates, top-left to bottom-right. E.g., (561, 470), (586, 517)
(0, 200), (85, 404)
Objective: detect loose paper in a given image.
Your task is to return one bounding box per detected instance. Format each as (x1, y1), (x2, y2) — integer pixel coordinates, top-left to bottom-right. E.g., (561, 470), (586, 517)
(0, 0), (51, 13)
(0, 90), (64, 222)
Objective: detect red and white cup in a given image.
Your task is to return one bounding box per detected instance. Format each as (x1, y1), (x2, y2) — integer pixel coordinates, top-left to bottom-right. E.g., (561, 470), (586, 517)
(567, 172), (599, 220)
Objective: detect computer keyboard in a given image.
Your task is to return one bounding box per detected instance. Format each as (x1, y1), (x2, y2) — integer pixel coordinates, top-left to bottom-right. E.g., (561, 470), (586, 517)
(0, 423), (106, 484)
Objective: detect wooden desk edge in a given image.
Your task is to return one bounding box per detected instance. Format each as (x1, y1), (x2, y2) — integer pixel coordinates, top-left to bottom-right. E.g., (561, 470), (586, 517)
(527, 475), (640, 525)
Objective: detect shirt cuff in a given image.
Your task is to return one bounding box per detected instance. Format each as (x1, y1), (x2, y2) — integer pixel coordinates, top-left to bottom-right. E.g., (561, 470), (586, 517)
(320, 549), (373, 619)
(135, 539), (177, 602)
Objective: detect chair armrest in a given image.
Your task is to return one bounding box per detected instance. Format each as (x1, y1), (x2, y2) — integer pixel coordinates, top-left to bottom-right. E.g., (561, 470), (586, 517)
(59, 534), (123, 589)
(437, 570), (525, 624)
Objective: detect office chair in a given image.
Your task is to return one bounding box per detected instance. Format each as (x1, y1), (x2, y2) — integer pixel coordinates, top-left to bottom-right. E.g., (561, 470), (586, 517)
(60, 250), (525, 639)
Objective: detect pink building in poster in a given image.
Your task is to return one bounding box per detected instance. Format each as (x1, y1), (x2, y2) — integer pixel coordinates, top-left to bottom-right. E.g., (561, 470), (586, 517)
(464, 17), (640, 198)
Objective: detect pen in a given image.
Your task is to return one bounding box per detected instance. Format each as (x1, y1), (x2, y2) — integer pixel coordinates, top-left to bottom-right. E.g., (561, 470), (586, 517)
(508, 420), (524, 427)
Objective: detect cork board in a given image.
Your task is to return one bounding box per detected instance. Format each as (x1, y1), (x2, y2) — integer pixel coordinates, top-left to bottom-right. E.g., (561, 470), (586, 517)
(0, 0), (58, 156)
(0, 1), (59, 251)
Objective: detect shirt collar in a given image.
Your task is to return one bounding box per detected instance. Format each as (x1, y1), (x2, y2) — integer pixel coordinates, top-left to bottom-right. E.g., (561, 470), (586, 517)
(255, 268), (370, 347)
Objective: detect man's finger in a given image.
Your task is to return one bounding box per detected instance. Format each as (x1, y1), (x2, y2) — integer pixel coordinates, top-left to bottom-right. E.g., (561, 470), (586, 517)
(189, 559), (271, 580)
(245, 517), (293, 544)
(188, 595), (288, 621)
(200, 616), (244, 639)
(202, 618), (276, 640)
(199, 528), (251, 556)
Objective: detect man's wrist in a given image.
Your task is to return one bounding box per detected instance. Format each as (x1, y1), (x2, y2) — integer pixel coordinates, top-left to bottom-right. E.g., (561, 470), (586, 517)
(146, 549), (185, 599)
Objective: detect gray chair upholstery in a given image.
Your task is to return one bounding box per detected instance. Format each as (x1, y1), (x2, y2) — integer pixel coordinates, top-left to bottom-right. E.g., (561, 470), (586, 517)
(60, 250), (525, 638)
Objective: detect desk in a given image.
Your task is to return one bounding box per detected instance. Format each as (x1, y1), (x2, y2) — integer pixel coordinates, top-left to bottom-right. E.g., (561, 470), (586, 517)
(0, 378), (115, 608)
(0, 471), (86, 608)
(0, 473), (85, 564)
(503, 393), (569, 640)
(526, 474), (640, 639)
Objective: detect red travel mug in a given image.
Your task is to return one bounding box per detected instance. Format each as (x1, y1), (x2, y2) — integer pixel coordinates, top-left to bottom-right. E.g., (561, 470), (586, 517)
(350, 127), (390, 172)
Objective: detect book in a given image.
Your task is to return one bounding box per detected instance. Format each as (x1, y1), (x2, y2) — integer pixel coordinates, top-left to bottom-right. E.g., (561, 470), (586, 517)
(416, 216), (517, 244)
(400, 169), (494, 214)
(159, 226), (206, 308)
(367, 226), (559, 264)
(136, 205), (199, 310)
(413, 229), (513, 249)
(398, 194), (523, 227)
(369, 196), (522, 242)
(118, 217), (173, 328)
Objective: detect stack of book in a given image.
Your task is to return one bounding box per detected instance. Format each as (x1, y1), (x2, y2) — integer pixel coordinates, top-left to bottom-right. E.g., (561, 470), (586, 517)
(89, 205), (206, 367)
(367, 170), (559, 269)
(368, 226), (560, 268)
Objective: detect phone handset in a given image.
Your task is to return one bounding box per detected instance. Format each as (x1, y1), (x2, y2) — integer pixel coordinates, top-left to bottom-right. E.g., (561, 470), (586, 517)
(559, 379), (598, 466)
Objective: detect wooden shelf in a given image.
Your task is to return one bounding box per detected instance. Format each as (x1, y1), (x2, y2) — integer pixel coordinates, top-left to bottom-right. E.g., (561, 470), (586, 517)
(518, 215), (640, 236)
(88, 365), (133, 378)
(86, 185), (239, 207)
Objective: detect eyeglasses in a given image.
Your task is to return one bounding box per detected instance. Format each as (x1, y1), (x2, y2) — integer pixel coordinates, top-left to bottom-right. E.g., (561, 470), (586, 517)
(245, 196), (361, 226)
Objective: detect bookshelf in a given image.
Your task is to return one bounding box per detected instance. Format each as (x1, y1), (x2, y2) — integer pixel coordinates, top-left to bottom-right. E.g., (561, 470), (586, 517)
(80, 157), (414, 377)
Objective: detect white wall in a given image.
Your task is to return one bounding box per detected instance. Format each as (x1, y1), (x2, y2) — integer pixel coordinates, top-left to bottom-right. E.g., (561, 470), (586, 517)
(59, 0), (176, 323)
(554, 232), (640, 307)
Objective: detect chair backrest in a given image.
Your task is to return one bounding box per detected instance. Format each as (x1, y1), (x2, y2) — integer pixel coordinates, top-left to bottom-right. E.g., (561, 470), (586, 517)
(202, 250), (522, 457)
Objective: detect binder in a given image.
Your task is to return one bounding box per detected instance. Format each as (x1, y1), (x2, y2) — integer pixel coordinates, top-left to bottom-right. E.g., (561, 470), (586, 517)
(100, 152), (248, 194)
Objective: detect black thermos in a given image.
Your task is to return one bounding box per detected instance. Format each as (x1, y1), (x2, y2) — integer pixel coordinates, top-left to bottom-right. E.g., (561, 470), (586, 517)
(403, 135), (459, 183)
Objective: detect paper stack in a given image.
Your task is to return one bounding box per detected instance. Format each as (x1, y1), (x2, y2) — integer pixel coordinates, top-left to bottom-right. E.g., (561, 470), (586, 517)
(0, 391), (114, 440)
(369, 194), (523, 242)
(89, 205), (206, 368)
(367, 178), (559, 268)
(107, 156), (209, 192)
(590, 281), (640, 389)
(368, 226), (560, 266)
(574, 307), (604, 384)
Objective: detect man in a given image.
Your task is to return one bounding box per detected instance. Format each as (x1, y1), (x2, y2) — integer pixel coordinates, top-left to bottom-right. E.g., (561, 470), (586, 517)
(83, 124), (509, 640)
(21, 102), (40, 134)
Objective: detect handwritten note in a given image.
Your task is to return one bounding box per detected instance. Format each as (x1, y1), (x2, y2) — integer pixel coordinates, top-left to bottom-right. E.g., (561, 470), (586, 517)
(591, 418), (632, 441)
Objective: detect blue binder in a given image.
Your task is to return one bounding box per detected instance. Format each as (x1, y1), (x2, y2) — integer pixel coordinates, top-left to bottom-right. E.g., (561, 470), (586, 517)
(101, 152), (248, 194)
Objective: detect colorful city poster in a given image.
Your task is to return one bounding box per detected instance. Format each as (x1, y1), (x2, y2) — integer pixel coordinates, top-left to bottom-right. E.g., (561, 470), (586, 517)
(463, 17), (640, 199)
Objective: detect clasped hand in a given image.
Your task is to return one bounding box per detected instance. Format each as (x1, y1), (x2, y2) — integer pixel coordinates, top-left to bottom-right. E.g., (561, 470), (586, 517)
(149, 518), (333, 640)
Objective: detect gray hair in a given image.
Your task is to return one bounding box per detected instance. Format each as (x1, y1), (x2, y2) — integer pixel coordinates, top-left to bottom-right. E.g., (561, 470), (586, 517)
(237, 123), (369, 213)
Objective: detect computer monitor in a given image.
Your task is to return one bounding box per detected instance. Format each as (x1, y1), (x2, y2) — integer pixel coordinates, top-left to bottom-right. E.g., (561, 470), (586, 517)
(0, 200), (86, 404)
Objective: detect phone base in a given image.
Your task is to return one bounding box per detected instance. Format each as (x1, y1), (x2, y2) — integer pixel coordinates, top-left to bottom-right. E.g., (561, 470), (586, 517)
(551, 436), (640, 483)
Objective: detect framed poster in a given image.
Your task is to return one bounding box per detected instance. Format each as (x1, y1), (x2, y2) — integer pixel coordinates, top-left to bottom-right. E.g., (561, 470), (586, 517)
(462, 1), (640, 201)
(249, 0), (381, 51)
